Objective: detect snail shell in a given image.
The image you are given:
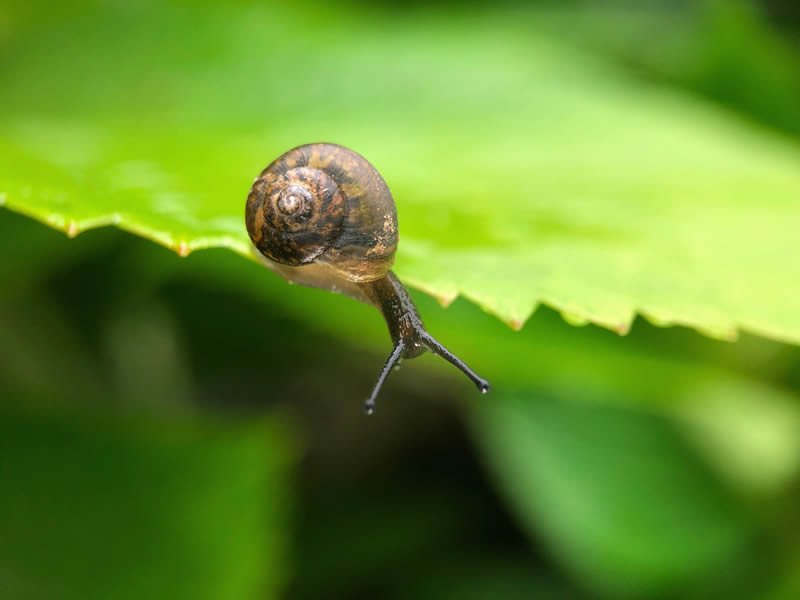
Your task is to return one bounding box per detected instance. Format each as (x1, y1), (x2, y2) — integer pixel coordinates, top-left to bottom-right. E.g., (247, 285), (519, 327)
(246, 143), (398, 283)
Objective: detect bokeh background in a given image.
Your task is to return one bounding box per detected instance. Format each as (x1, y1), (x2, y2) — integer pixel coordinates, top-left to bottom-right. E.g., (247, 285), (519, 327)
(1, 1), (800, 599)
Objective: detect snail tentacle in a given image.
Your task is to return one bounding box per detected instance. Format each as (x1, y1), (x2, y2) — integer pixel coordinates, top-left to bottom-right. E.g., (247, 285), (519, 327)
(364, 340), (405, 416)
(419, 332), (490, 395)
(361, 272), (489, 414)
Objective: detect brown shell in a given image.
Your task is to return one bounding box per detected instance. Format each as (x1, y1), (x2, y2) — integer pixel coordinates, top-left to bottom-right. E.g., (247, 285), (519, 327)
(246, 143), (398, 283)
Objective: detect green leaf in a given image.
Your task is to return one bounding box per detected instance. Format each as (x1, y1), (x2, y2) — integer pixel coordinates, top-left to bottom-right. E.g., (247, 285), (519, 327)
(0, 407), (293, 600)
(471, 391), (752, 597)
(1, 2), (799, 345)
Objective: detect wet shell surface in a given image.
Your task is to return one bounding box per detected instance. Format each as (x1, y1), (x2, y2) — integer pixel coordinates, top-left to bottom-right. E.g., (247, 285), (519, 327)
(246, 143), (398, 282)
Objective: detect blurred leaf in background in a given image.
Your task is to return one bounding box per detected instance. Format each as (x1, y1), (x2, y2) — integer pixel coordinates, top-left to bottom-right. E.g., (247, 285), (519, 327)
(540, 0), (800, 138)
(474, 390), (752, 597)
(0, 408), (292, 600)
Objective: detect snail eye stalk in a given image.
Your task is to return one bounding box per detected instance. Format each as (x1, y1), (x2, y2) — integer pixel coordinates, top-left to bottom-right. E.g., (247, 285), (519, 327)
(363, 334), (489, 416)
(362, 273), (489, 415)
(421, 333), (490, 395)
(364, 341), (405, 415)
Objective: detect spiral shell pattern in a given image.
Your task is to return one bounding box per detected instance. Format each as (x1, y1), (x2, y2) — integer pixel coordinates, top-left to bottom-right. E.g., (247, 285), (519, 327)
(246, 143), (398, 282)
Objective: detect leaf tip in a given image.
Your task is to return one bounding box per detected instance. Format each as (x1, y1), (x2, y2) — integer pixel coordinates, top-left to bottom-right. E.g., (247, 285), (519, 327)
(177, 241), (191, 257)
(66, 220), (79, 238)
(436, 293), (457, 308)
(509, 317), (524, 331)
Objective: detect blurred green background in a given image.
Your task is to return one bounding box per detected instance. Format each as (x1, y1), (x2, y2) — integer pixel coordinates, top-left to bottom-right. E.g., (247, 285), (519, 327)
(1, 1), (800, 599)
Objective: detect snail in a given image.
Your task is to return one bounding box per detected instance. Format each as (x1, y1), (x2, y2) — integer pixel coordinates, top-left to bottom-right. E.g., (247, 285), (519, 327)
(245, 143), (489, 414)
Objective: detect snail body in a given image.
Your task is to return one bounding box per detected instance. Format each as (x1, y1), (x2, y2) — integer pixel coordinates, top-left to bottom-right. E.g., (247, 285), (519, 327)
(246, 143), (488, 413)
